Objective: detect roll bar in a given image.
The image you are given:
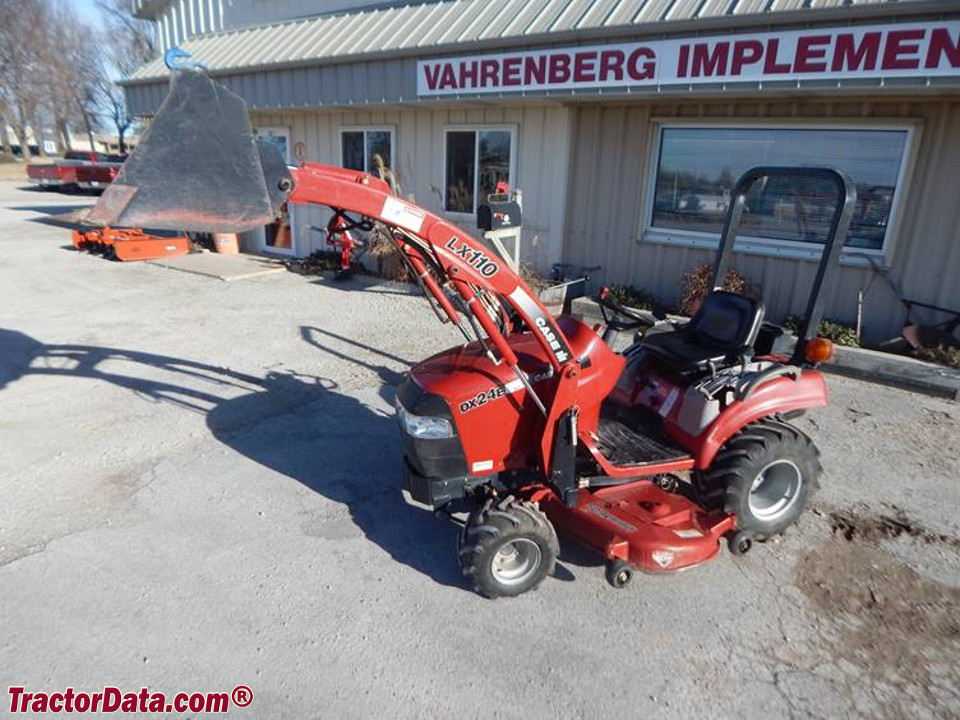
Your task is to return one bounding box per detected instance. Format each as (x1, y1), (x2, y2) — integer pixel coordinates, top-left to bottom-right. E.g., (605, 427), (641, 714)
(710, 166), (857, 365)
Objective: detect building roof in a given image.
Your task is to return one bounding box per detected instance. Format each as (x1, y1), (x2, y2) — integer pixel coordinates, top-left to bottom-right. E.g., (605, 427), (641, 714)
(127, 0), (944, 84)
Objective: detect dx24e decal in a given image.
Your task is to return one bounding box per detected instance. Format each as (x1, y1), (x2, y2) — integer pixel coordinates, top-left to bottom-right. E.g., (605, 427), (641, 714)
(459, 369), (553, 414)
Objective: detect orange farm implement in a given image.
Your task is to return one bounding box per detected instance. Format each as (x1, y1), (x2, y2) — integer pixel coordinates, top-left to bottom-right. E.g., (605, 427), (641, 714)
(71, 227), (190, 262)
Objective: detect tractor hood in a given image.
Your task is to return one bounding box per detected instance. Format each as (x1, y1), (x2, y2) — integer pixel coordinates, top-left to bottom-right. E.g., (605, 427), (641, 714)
(86, 70), (292, 233)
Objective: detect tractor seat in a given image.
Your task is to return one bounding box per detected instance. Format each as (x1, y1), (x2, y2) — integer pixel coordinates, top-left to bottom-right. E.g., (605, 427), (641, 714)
(641, 291), (765, 372)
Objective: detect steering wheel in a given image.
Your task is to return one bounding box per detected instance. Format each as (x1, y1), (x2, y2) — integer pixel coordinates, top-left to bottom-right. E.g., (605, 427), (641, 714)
(596, 287), (654, 332)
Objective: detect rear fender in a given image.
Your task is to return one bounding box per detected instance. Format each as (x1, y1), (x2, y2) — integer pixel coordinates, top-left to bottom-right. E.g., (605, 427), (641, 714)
(693, 371), (827, 469)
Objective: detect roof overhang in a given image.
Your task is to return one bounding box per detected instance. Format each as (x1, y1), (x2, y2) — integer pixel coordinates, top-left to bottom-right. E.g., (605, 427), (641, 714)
(124, 0), (957, 85)
(121, 0), (960, 116)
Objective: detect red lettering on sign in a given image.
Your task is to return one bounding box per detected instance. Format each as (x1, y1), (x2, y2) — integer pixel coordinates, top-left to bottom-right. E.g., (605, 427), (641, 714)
(503, 57), (521, 86)
(627, 47), (655, 80)
(831, 32), (881, 72)
(599, 49), (625, 81)
(459, 61), (478, 87)
(763, 39), (791, 74)
(691, 42), (729, 77)
(549, 54), (571, 83)
(423, 64), (442, 90)
(731, 40), (763, 75)
(439, 64), (457, 89)
(882, 29), (924, 70)
(480, 59), (499, 86)
(574, 51), (597, 82)
(677, 44), (689, 78)
(524, 56), (546, 84)
(925, 28), (960, 69)
(794, 35), (831, 72)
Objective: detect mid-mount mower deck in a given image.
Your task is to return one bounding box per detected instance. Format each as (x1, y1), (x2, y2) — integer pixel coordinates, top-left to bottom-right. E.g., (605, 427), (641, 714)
(85, 69), (854, 598)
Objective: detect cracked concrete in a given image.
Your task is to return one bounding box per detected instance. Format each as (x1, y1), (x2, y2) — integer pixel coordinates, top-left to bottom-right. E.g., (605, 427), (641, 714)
(0, 182), (958, 719)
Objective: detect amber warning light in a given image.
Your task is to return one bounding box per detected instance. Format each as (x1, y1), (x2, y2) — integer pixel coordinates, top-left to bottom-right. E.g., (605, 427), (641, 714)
(804, 337), (835, 365)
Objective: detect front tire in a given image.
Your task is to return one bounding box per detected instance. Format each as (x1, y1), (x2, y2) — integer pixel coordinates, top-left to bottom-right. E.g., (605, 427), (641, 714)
(458, 496), (558, 598)
(695, 418), (821, 540)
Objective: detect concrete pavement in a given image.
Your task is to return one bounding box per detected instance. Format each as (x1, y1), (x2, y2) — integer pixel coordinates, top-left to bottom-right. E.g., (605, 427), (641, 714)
(1, 182), (957, 719)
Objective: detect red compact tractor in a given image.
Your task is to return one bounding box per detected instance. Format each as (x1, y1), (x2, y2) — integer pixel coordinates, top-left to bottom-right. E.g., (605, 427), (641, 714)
(86, 70), (854, 598)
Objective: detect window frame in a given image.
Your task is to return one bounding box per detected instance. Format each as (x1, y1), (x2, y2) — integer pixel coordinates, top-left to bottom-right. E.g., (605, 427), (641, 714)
(251, 124), (296, 256)
(338, 125), (396, 175)
(641, 119), (920, 266)
(441, 124), (518, 218)
(254, 125), (292, 163)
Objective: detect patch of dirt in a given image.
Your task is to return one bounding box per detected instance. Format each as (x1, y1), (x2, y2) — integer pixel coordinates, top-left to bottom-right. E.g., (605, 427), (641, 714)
(794, 507), (960, 718)
(827, 504), (960, 548)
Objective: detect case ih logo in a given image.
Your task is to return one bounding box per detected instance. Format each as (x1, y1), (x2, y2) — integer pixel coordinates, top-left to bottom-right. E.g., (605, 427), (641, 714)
(418, 20), (960, 95)
(535, 316), (570, 364)
(445, 237), (499, 277)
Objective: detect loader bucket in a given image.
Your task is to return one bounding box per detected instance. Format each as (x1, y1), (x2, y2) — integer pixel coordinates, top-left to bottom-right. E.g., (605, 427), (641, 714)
(86, 70), (292, 233)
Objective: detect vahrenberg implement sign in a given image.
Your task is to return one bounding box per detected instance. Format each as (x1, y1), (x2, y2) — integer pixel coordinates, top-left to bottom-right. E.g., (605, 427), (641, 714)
(417, 20), (960, 96)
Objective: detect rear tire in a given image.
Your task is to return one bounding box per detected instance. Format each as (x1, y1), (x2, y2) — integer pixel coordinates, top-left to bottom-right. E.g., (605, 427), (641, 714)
(695, 418), (820, 540)
(458, 496), (558, 598)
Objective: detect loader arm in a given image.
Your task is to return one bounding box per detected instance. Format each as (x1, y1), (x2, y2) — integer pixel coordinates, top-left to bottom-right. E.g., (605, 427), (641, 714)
(288, 162), (582, 480)
(84, 69), (585, 491)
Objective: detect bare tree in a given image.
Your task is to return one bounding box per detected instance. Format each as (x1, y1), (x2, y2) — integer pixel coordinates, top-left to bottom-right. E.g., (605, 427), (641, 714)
(95, 0), (157, 154)
(97, 0), (156, 74)
(0, 97), (14, 159)
(41, 2), (106, 153)
(0, 0), (48, 159)
(97, 78), (131, 154)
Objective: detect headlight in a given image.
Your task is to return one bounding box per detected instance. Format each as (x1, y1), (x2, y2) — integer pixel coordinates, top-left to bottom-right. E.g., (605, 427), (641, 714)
(395, 397), (453, 439)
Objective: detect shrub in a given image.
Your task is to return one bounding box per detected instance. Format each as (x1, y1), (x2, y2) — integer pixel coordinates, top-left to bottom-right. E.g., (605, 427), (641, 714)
(368, 223), (412, 282)
(915, 344), (960, 369)
(782, 316), (861, 347)
(519, 263), (552, 293)
(678, 263), (750, 316)
(606, 284), (656, 311)
(284, 250), (342, 274)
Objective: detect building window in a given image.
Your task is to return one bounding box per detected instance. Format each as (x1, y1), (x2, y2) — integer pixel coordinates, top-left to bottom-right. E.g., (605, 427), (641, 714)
(648, 125), (912, 255)
(340, 128), (394, 179)
(444, 128), (515, 214)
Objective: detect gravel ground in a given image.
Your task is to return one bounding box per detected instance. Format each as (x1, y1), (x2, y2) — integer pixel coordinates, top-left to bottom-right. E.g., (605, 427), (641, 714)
(0, 182), (957, 719)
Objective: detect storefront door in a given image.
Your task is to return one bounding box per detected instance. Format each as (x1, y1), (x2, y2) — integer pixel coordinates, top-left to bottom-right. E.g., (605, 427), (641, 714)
(252, 126), (295, 255)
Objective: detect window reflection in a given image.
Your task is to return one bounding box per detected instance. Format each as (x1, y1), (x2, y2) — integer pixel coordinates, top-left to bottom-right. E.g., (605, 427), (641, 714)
(367, 130), (392, 178)
(446, 131), (476, 213)
(341, 131), (364, 171)
(652, 127), (908, 251)
(478, 130), (511, 205)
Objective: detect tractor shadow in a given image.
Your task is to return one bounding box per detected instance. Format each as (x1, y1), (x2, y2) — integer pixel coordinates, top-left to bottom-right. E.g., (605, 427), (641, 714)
(305, 272), (420, 298)
(0, 328), (462, 590)
(10, 204), (95, 228)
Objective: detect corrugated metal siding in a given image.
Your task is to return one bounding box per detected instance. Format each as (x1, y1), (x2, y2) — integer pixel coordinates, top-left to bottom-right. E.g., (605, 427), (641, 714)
(248, 103), (572, 271)
(129, 0), (933, 81)
(153, 0), (224, 52)
(124, 54), (424, 117)
(564, 97), (960, 340)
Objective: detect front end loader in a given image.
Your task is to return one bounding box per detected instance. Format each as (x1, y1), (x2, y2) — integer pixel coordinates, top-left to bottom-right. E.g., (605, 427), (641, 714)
(84, 69), (853, 598)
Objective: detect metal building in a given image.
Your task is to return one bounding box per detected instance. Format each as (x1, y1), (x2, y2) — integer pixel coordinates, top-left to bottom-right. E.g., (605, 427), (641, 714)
(124, 0), (960, 340)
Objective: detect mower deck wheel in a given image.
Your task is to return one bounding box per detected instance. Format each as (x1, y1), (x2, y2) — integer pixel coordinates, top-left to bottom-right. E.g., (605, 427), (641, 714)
(605, 559), (634, 589)
(458, 496), (558, 598)
(728, 530), (753, 556)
